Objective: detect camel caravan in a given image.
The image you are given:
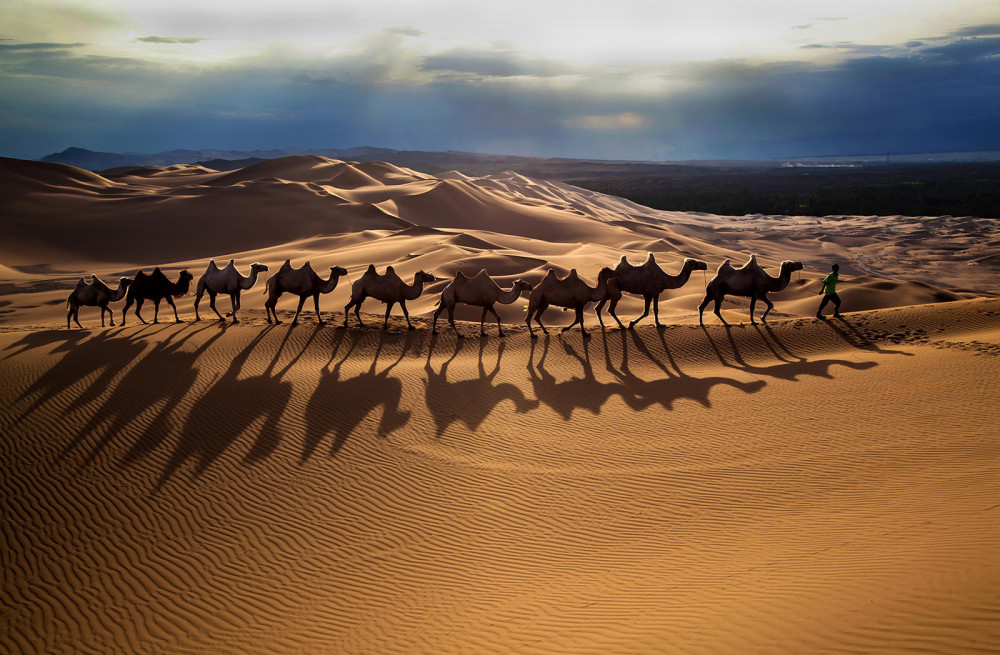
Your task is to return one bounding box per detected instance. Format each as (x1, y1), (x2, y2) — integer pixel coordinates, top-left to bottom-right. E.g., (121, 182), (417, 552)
(66, 254), (815, 334)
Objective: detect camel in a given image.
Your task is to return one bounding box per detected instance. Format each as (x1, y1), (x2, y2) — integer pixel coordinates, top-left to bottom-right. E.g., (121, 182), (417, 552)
(343, 265), (437, 330)
(698, 255), (804, 325)
(193, 259), (269, 323)
(525, 267), (615, 338)
(66, 275), (133, 328)
(432, 270), (533, 337)
(596, 254), (708, 329)
(264, 260), (349, 325)
(121, 267), (193, 325)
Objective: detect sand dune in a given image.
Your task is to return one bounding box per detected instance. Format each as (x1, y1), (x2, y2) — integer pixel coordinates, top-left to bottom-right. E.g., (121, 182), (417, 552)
(1, 154), (999, 652)
(2, 299), (999, 653)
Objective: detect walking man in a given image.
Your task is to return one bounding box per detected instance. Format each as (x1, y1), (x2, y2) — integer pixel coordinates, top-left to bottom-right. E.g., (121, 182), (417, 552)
(816, 263), (842, 318)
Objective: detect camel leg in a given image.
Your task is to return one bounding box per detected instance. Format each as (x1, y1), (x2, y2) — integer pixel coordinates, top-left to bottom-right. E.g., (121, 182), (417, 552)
(608, 295), (625, 330)
(136, 297), (148, 324)
(447, 305), (461, 337)
(749, 296), (758, 325)
(292, 296), (307, 325)
(713, 296), (729, 326)
(534, 302), (550, 336)
(525, 301), (536, 337)
(166, 296), (182, 323)
(400, 300), (415, 331)
(577, 306), (590, 337)
(562, 306), (581, 332)
(152, 298), (161, 324)
(69, 303), (83, 329)
(653, 296), (664, 328)
(489, 305), (504, 337)
(313, 294), (324, 324)
(265, 294), (278, 324)
(106, 305), (115, 327)
(761, 295), (774, 322)
(431, 303), (444, 334)
(193, 280), (205, 321)
(698, 293), (711, 326)
(230, 292), (240, 323)
(480, 306), (489, 337)
(595, 298), (607, 328)
(630, 296), (652, 329)
(383, 301), (396, 328)
(208, 291), (224, 322)
(99, 304), (108, 327)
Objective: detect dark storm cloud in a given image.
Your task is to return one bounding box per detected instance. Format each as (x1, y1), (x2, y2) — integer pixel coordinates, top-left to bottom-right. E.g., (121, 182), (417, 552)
(135, 36), (207, 44)
(1, 23), (998, 160)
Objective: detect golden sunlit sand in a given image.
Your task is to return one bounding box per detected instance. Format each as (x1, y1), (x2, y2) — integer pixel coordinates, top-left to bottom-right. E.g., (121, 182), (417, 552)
(2, 156), (999, 652)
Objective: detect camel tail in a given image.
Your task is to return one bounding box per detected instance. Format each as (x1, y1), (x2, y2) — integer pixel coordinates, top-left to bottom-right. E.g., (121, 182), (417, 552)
(262, 271), (270, 295)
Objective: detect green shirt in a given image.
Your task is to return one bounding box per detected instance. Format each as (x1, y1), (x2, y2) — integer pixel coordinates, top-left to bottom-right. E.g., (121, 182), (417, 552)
(822, 272), (839, 295)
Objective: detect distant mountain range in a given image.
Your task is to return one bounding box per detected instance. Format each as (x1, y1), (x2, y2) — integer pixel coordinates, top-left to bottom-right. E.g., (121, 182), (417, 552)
(38, 146), (772, 179)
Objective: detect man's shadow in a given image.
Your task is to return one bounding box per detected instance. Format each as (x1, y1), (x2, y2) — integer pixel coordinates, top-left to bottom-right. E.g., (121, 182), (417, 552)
(702, 324), (879, 381)
(818, 315), (915, 356)
(423, 335), (538, 436)
(301, 330), (414, 462)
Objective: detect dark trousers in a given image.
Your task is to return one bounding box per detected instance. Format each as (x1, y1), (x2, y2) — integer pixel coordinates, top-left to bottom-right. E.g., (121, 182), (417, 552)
(818, 292), (842, 315)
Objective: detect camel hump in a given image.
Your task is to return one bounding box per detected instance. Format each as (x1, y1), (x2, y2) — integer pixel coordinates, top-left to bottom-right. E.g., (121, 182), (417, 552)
(475, 268), (489, 278)
(455, 270), (468, 279)
(646, 252), (656, 263)
(227, 259), (235, 267)
(366, 264), (377, 274)
(75, 277), (87, 289)
(386, 265), (395, 275)
(567, 269), (579, 278)
(206, 259), (218, 271)
(619, 254), (628, 263)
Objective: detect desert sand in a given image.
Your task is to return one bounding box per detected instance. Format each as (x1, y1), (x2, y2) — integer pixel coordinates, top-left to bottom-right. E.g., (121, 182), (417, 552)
(1, 155), (999, 653)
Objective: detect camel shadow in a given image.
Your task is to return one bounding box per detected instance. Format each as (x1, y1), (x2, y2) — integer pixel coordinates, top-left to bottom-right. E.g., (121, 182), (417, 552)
(58, 323), (228, 467)
(526, 334), (630, 420)
(702, 324), (879, 381)
(3, 329), (90, 360)
(424, 334), (538, 436)
(154, 324), (314, 488)
(603, 330), (767, 411)
(12, 325), (176, 425)
(301, 330), (414, 462)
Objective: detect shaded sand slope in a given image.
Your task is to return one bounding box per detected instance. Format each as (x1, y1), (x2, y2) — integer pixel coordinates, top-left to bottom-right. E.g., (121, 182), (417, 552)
(2, 299), (999, 653)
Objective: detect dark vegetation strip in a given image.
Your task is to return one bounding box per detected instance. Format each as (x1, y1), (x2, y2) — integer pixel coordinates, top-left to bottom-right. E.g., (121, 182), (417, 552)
(566, 162), (1000, 218)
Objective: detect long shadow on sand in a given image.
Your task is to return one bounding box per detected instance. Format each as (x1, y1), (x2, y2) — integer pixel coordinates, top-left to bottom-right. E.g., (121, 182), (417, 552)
(153, 325), (320, 488)
(602, 330), (767, 411)
(301, 330), (414, 462)
(701, 324), (879, 380)
(58, 323), (228, 467)
(12, 324), (173, 426)
(819, 315), (916, 356)
(423, 334), (539, 435)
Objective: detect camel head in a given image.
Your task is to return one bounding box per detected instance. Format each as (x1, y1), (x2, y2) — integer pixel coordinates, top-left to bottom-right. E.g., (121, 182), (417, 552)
(330, 266), (348, 277)
(782, 261), (804, 274)
(414, 271), (437, 285)
(119, 276), (134, 288)
(177, 270), (194, 289)
(250, 262), (269, 274)
(597, 266), (616, 282)
(512, 279), (534, 295)
(684, 258), (709, 272)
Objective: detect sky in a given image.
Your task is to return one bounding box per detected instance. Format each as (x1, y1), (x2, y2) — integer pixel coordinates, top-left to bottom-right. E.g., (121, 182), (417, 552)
(1, 0), (998, 161)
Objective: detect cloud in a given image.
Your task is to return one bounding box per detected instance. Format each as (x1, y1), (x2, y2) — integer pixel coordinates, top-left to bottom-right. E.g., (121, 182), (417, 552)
(421, 48), (575, 79)
(134, 36), (207, 44)
(563, 112), (648, 131)
(792, 24), (813, 30)
(949, 24), (1000, 38)
(0, 42), (85, 50)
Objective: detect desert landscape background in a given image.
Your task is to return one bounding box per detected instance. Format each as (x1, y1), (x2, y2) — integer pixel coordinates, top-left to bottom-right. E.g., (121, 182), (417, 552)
(2, 152), (999, 652)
